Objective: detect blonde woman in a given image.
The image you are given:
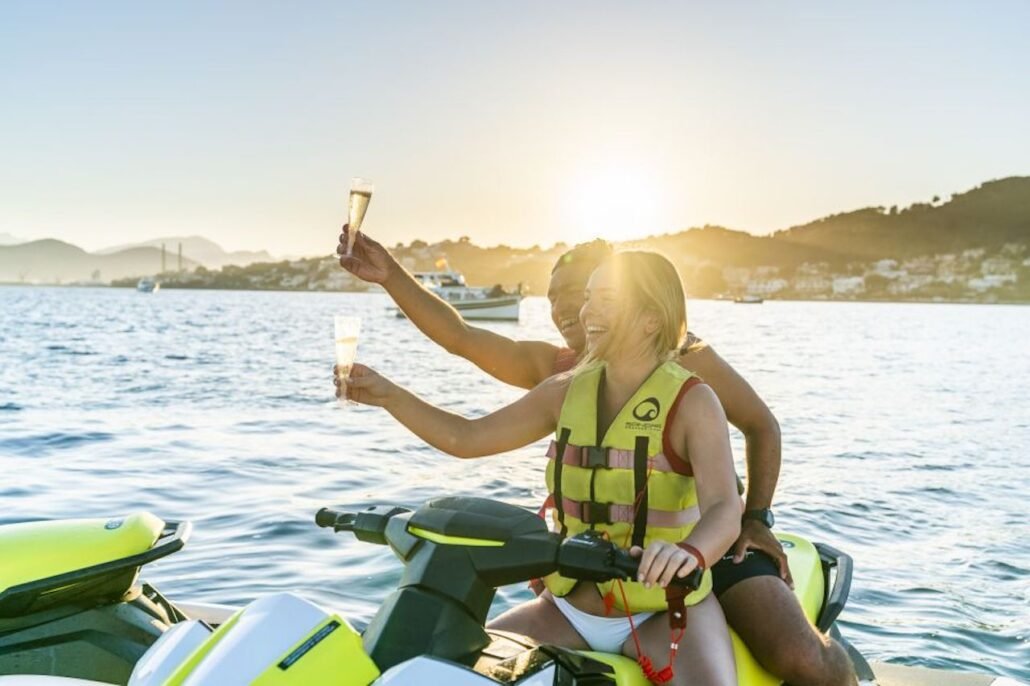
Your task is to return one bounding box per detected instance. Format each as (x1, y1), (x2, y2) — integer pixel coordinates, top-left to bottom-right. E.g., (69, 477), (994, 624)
(338, 252), (740, 685)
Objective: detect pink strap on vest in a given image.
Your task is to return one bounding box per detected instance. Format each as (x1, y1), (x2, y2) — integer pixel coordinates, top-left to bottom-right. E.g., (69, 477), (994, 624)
(560, 497), (700, 528)
(545, 441), (679, 474)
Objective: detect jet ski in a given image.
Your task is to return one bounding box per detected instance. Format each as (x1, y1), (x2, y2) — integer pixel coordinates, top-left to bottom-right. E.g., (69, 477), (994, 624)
(0, 498), (1023, 685)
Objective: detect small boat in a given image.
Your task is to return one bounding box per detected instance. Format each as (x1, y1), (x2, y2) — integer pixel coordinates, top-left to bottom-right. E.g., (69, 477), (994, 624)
(734, 294), (763, 304)
(398, 270), (522, 321)
(136, 277), (160, 293)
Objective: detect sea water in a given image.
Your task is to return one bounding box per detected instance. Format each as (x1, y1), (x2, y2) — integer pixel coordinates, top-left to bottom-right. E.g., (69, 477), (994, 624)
(0, 286), (1026, 679)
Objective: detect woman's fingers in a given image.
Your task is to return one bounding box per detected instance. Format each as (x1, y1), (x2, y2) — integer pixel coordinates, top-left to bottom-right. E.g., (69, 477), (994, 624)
(659, 549), (695, 587)
(676, 552), (699, 577)
(646, 544), (678, 587)
(656, 552), (682, 587)
(635, 542), (700, 588)
(637, 543), (672, 587)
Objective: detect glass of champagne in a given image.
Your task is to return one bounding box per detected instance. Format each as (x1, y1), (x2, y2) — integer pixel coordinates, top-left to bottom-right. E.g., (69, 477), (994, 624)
(334, 315), (362, 403)
(347, 177), (374, 255)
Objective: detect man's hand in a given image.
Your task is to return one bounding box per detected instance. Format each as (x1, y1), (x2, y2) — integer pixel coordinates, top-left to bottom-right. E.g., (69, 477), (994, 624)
(336, 224), (396, 284)
(732, 519), (794, 587)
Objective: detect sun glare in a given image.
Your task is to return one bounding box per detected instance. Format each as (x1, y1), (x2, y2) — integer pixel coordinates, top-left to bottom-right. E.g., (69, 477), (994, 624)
(562, 165), (666, 245)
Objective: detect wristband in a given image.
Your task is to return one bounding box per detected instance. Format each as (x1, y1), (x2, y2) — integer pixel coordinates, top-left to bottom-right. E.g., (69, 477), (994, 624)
(677, 542), (706, 572)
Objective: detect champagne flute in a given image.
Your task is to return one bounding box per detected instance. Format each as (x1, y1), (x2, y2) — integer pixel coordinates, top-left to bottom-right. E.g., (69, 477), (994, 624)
(334, 315), (362, 403)
(347, 178), (374, 255)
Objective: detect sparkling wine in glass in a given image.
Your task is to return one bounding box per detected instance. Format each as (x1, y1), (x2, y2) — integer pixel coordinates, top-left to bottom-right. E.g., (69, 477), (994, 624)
(334, 315), (361, 403)
(347, 177), (374, 255)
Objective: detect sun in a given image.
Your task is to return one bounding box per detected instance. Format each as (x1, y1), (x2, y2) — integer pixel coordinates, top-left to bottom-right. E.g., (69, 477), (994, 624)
(561, 164), (666, 245)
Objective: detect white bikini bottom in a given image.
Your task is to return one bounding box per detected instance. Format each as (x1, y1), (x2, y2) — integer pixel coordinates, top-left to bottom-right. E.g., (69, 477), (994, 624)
(552, 596), (655, 654)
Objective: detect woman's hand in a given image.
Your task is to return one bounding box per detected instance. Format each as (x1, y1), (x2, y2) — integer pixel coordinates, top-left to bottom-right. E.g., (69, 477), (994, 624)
(336, 224), (396, 284)
(334, 362), (398, 407)
(630, 541), (700, 589)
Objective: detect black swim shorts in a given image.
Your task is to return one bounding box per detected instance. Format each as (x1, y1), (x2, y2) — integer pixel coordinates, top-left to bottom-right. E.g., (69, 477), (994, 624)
(711, 549), (781, 597)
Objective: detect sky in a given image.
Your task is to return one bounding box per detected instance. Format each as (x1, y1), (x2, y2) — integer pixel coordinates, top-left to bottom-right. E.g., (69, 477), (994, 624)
(1, 1), (1028, 257)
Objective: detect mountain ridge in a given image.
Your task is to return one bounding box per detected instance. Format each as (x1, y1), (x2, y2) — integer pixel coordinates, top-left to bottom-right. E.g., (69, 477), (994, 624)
(0, 240), (199, 284)
(96, 235), (273, 268)
(3, 176), (1027, 285)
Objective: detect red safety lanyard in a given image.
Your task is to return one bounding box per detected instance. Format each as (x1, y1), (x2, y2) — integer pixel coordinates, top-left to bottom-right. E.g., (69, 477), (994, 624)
(601, 461), (687, 686)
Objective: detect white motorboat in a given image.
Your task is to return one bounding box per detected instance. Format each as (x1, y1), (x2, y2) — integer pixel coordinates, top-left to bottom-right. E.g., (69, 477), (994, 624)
(399, 270), (522, 321)
(136, 277), (160, 293)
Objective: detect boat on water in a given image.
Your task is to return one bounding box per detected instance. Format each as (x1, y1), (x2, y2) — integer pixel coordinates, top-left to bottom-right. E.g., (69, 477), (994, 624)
(136, 277), (160, 293)
(734, 294), (763, 304)
(0, 496), (1024, 685)
(398, 270), (522, 321)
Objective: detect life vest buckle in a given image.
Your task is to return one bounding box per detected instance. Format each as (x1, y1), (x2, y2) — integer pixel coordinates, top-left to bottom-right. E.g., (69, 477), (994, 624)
(583, 446), (609, 469)
(582, 501), (613, 525)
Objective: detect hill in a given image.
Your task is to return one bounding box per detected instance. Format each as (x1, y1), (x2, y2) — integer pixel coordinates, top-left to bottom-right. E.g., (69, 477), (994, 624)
(0, 239), (199, 284)
(773, 177), (1030, 259)
(97, 235), (272, 268)
(644, 225), (850, 267)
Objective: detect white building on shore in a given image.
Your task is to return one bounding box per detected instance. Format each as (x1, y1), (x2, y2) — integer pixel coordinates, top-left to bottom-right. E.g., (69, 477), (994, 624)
(832, 276), (865, 295)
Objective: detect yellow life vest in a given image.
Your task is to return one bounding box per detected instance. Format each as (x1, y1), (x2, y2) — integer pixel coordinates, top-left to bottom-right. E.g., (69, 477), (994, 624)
(543, 360), (712, 611)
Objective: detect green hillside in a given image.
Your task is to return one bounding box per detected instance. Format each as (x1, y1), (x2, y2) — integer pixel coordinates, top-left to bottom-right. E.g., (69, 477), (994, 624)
(773, 177), (1030, 259)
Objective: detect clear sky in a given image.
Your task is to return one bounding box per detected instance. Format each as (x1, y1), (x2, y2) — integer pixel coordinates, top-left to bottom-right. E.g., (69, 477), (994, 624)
(1, 1), (1028, 256)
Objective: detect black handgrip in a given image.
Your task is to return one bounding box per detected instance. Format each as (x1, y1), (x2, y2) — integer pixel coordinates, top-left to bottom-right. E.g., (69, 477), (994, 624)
(558, 531), (704, 590)
(611, 546), (704, 590)
(315, 508), (355, 531)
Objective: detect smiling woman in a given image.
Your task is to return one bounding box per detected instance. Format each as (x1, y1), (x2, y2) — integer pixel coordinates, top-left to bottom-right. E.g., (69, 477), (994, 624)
(562, 164), (669, 244)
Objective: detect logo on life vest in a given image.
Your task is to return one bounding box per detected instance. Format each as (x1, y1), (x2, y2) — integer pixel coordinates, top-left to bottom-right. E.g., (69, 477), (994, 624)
(632, 397), (661, 422)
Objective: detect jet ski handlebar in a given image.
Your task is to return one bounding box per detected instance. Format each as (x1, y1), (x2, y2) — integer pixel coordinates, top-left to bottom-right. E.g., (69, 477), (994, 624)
(315, 507), (355, 531)
(316, 503), (702, 590)
(557, 529), (703, 591)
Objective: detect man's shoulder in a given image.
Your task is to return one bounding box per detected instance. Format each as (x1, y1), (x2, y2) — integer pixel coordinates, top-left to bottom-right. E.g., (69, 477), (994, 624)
(552, 346), (579, 374)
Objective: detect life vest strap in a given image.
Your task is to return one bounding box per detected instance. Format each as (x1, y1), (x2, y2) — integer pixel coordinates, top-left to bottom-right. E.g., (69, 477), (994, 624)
(545, 441), (684, 475)
(559, 497), (700, 528)
(631, 436), (649, 549)
(553, 427), (572, 538)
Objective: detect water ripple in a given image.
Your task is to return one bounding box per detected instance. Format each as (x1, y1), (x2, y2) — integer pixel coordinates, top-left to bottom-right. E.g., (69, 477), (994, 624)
(1, 287), (1027, 680)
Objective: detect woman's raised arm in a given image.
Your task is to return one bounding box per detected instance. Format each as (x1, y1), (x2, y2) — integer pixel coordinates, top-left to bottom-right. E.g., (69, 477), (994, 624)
(338, 363), (566, 458)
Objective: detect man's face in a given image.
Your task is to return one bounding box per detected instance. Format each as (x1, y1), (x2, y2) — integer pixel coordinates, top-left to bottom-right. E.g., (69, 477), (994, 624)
(547, 264), (591, 352)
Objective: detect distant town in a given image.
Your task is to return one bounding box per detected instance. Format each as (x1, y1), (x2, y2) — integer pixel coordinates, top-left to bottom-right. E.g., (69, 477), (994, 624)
(106, 238), (1030, 304)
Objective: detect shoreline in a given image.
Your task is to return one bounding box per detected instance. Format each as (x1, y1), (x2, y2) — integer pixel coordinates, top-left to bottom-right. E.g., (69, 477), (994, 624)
(2, 281), (1028, 306)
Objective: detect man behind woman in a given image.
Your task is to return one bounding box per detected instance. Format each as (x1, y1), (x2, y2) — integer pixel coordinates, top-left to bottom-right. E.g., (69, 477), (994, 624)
(339, 251), (740, 684)
(336, 231), (856, 686)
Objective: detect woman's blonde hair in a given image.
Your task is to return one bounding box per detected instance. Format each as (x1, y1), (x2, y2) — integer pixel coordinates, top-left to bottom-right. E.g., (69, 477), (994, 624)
(578, 250), (687, 368)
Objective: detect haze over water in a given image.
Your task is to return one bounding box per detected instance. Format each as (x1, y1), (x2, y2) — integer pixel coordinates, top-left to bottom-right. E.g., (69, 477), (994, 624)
(0, 286), (1027, 680)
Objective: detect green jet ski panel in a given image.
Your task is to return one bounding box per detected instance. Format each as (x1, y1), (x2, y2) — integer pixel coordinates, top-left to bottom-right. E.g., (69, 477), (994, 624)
(0, 512), (167, 617)
(582, 533), (825, 686)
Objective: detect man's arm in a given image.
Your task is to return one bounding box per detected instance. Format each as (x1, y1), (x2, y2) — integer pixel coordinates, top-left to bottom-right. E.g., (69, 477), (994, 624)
(679, 342), (792, 583)
(338, 228), (558, 389)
